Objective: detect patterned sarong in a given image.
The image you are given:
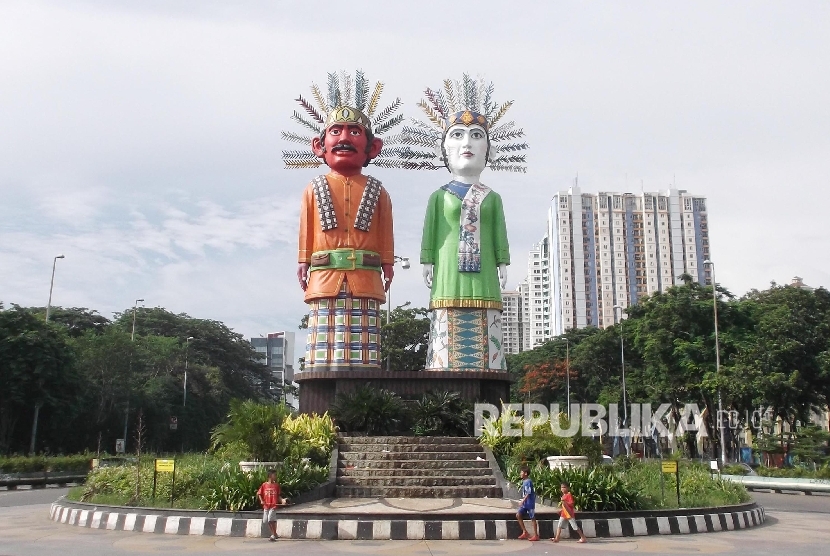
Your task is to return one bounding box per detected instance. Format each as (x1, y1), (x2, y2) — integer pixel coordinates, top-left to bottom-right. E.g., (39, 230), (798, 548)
(425, 307), (505, 371)
(304, 282), (381, 371)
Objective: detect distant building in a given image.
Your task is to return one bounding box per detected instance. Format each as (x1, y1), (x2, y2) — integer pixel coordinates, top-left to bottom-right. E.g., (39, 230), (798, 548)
(546, 186), (712, 336)
(501, 290), (522, 355)
(251, 332), (296, 408)
(520, 240), (551, 349)
(790, 276), (814, 290)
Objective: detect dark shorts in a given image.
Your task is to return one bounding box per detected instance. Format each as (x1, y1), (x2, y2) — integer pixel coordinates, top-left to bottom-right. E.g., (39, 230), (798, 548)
(518, 507), (535, 519)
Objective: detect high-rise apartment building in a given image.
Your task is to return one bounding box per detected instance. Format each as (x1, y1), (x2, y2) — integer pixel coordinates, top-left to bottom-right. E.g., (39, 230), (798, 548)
(251, 331), (296, 407)
(501, 290), (522, 354)
(518, 240), (551, 350)
(547, 186), (711, 336)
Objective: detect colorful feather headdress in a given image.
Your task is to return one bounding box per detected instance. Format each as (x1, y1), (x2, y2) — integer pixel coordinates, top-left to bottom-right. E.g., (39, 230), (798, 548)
(281, 70), (411, 170)
(398, 74), (529, 173)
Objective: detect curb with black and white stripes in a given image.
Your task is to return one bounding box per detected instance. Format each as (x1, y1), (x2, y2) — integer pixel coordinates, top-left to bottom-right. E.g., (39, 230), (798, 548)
(50, 502), (765, 540)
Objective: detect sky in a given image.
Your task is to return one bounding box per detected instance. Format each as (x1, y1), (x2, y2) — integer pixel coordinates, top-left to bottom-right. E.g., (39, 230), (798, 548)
(2, 1), (829, 364)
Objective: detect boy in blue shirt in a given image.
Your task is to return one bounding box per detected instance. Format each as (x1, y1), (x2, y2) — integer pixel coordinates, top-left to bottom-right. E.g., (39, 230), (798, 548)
(516, 466), (539, 541)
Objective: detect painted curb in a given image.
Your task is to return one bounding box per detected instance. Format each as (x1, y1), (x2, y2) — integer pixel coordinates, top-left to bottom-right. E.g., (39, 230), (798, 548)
(49, 500), (766, 540)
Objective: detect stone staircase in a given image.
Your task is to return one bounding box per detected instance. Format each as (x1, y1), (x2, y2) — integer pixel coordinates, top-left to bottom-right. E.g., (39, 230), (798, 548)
(336, 436), (502, 498)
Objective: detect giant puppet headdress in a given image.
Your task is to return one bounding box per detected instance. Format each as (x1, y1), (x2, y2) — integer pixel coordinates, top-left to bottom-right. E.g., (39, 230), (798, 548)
(399, 74), (529, 173)
(281, 70), (411, 169)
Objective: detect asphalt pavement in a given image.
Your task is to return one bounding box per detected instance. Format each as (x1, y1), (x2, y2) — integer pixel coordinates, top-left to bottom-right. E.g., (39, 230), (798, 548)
(0, 486), (70, 507)
(1, 488), (829, 555)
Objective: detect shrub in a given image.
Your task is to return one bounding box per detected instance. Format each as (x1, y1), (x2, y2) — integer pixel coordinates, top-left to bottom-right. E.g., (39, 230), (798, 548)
(723, 463), (749, 476)
(203, 458), (328, 511)
(480, 409), (602, 465)
(478, 404), (520, 459)
(507, 461), (642, 511)
(79, 454), (225, 506)
(276, 412), (337, 466)
(412, 391), (472, 436)
(210, 400), (291, 461)
(75, 452), (330, 510)
(0, 453), (93, 474)
(755, 465), (830, 480)
(329, 385), (407, 435)
(621, 460), (750, 509)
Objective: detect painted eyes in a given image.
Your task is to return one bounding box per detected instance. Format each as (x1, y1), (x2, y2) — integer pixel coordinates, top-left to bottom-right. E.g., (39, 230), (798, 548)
(449, 130), (485, 140)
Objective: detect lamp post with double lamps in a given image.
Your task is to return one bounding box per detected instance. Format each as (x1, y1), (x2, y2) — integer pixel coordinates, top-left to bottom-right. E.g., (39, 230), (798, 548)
(385, 255), (410, 371)
(703, 259), (727, 467)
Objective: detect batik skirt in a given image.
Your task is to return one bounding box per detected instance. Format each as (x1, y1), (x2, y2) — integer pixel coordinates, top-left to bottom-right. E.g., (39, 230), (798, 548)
(304, 282), (381, 371)
(425, 308), (506, 371)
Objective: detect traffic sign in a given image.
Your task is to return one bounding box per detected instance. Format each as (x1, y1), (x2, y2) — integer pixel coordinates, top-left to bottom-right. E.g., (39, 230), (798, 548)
(169, 416), (178, 431)
(115, 439), (125, 454)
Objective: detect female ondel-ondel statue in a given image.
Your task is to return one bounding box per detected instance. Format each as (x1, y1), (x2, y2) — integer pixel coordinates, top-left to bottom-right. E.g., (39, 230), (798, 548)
(401, 75), (528, 371)
(282, 70), (413, 373)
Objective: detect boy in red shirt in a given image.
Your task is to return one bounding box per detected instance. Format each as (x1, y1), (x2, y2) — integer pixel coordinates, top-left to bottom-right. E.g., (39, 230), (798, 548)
(257, 469), (281, 541)
(552, 481), (587, 543)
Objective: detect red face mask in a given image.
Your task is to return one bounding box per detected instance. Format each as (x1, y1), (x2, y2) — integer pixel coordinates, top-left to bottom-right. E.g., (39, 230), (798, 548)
(312, 124), (382, 176)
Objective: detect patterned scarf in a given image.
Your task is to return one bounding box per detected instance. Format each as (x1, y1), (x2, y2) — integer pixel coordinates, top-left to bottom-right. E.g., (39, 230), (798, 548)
(454, 182), (491, 272)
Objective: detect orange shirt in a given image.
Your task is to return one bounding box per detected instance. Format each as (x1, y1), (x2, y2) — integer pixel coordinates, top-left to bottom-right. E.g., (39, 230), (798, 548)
(298, 172), (394, 302)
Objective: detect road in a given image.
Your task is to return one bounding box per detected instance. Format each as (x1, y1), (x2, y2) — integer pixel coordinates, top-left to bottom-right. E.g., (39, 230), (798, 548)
(0, 489), (828, 555)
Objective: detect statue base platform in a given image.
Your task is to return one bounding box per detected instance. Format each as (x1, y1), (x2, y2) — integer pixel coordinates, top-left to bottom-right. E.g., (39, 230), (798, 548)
(294, 369), (511, 415)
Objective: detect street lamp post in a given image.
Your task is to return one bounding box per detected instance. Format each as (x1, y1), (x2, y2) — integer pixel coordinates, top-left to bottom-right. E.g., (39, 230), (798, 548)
(122, 298), (144, 452)
(386, 256), (410, 371)
(45, 255), (65, 322)
(33, 254), (65, 453)
(613, 305), (628, 427)
(184, 337), (194, 407)
(131, 299), (144, 341)
(704, 259), (727, 467)
(564, 337), (570, 419)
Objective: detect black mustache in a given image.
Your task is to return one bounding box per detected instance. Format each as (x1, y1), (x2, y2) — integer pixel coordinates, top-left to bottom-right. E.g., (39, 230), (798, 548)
(331, 143), (358, 152)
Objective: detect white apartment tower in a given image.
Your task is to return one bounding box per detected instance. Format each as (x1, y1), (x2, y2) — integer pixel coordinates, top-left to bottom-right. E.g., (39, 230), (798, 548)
(519, 240), (551, 350)
(547, 186), (711, 336)
(501, 290), (522, 354)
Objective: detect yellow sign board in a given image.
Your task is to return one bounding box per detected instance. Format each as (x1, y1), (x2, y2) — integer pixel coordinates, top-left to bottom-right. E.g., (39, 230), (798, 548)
(662, 461), (678, 473)
(155, 459), (175, 473)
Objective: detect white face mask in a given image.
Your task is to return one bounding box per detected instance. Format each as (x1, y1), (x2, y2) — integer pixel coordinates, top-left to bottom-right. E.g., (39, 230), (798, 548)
(443, 124), (488, 183)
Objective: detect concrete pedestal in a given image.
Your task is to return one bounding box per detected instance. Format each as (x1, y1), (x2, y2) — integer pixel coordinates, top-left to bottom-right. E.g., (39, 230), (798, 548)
(294, 369), (511, 415)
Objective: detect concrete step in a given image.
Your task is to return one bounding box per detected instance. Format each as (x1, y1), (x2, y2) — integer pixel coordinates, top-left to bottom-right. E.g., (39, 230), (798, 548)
(340, 451), (484, 462)
(336, 476), (497, 487)
(338, 459), (491, 470)
(336, 485), (503, 498)
(338, 436), (479, 445)
(338, 467), (491, 478)
(339, 442), (483, 453)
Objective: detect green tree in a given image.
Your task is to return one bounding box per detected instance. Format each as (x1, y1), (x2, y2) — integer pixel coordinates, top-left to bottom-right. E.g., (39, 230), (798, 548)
(23, 306), (110, 337)
(730, 285), (830, 437)
(0, 305), (78, 453)
(380, 304), (430, 371)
